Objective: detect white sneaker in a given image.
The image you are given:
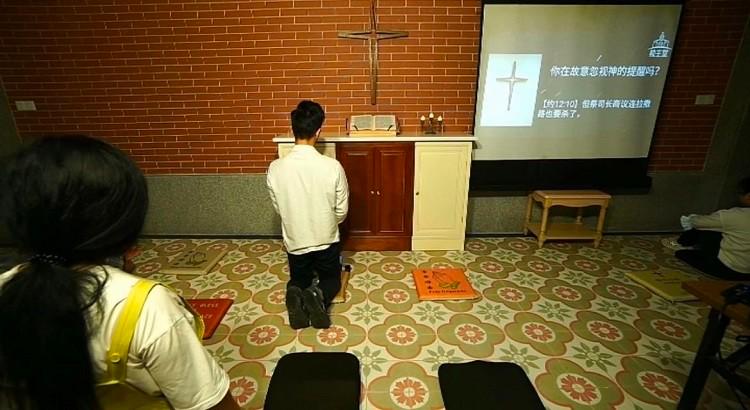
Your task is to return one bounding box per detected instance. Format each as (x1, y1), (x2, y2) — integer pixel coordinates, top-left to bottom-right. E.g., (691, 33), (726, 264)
(661, 237), (693, 251)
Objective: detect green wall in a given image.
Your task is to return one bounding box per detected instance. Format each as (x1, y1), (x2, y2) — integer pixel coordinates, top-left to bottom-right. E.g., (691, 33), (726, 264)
(144, 175), (279, 236)
(142, 171), (723, 236)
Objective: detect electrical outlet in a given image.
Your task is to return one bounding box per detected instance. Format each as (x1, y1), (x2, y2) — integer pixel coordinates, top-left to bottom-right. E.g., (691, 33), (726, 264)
(694, 95), (715, 105)
(15, 100), (37, 111)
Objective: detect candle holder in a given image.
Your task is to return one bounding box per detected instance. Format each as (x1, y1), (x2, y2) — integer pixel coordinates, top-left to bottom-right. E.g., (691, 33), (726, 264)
(420, 113), (444, 134)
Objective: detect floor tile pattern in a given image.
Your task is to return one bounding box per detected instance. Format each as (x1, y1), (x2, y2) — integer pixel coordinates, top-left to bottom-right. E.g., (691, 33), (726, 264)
(129, 236), (745, 409)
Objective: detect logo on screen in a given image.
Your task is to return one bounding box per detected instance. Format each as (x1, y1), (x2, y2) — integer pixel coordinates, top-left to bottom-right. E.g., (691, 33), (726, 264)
(480, 54), (542, 127)
(648, 32), (672, 58)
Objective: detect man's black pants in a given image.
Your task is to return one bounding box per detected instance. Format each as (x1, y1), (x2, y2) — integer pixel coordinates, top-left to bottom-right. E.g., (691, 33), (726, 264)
(287, 242), (342, 306)
(676, 230), (746, 280)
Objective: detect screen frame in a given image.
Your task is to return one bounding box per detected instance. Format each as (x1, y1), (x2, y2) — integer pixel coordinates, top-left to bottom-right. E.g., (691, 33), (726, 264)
(470, 0), (684, 195)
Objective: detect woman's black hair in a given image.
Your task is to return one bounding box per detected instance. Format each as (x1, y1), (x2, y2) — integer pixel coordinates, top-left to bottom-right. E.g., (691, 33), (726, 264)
(0, 135), (148, 409)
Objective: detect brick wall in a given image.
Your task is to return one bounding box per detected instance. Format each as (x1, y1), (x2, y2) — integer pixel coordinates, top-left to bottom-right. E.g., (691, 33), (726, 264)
(651, 0), (749, 171)
(0, 0), (747, 174)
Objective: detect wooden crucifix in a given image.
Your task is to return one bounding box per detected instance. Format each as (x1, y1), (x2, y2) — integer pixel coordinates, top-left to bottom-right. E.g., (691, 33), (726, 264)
(338, 0), (408, 105)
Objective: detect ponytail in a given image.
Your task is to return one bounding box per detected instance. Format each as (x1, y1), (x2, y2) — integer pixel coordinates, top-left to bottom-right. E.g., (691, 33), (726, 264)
(0, 261), (104, 409)
(0, 135), (147, 409)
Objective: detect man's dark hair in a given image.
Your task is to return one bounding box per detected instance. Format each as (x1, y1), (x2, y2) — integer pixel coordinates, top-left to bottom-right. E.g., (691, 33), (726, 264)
(291, 100), (325, 139)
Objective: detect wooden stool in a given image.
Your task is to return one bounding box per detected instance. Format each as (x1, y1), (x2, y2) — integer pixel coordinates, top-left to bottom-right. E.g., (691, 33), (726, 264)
(523, 190), (611, 248)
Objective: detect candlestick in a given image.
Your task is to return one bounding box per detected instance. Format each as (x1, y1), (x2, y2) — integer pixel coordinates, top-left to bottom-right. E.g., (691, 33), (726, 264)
(420, 113), (444, 134)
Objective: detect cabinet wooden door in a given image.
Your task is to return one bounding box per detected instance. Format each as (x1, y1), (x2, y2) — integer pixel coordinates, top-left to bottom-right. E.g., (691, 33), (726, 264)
(375, 144), (413, 249)
(337, 144), (377, 237)
(337, 143), (414, 251)
(412, 142), (471, 250)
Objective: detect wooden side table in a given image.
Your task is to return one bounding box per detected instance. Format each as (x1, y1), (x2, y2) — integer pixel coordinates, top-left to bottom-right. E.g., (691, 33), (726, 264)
(523, 190), (611, 248)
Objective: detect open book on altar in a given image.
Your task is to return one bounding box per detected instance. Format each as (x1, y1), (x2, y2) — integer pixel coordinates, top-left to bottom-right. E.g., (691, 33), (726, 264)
(348, 114), (398, 137)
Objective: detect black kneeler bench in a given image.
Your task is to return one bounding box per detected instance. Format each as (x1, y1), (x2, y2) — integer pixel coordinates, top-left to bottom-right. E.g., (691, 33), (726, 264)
(264, 352), (361, 410)
(439, 361), (545, 410)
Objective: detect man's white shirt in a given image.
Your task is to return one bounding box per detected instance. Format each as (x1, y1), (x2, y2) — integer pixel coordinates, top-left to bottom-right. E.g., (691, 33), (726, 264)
(689, 207), (750, 273)
(267, 144), (349, 254)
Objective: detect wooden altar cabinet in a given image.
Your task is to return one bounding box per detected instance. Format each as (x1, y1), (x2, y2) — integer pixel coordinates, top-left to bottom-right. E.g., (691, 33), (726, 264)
(272, 135), (477, 251)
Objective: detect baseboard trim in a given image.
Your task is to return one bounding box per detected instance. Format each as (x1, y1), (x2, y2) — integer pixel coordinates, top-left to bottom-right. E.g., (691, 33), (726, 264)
(6, 231), (680, 245)
(140, 234), (282, 240)
(466, 230), (680, 237)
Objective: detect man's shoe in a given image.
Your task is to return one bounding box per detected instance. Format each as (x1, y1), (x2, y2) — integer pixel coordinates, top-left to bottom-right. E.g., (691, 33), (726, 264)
(303, 285), (331, 329)
(285, 286), (309, 329)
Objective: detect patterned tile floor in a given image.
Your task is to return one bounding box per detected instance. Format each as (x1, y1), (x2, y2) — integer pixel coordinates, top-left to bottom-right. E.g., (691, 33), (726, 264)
(130, 236), (746, 410)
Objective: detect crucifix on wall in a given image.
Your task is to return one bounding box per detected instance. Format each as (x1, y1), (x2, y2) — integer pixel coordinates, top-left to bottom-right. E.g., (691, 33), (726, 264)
(338, 0), (409, 105)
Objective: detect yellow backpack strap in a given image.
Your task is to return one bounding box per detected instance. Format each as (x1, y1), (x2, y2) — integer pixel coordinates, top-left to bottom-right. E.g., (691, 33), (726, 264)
(163, 283), (205, 340)
(106, 279), (158, 383)
(105, 280), (206, 384)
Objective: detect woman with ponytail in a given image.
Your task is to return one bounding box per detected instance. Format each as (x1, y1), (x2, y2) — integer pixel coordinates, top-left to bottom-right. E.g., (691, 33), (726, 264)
(0, 136), (239, 410)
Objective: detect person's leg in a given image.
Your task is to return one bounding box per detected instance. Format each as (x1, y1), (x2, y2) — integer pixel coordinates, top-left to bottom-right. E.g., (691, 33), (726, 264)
(287, 252), (316, 290)
(677, 229), (699, 246)
(286, 252), (315, 329)
(676, 249), (748, 281)
(677, 229), (721, 250)
(675, 231), (744, 280)
(693, 230), (722, 255)
(311, 242), (343, 307)
(709, 264), (749, 281)
(301, 243), (341, 329)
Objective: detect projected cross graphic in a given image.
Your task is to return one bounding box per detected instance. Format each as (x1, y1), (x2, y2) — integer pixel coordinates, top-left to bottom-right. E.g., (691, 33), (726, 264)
(496, 61), (528, 111)
(479, 54), (542, 127)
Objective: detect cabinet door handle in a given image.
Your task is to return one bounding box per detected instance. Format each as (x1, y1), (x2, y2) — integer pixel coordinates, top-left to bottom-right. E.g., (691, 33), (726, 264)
(376, 191), (381, 196)
(415, 192), (419, 196)
(370, 190), (375, 195)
